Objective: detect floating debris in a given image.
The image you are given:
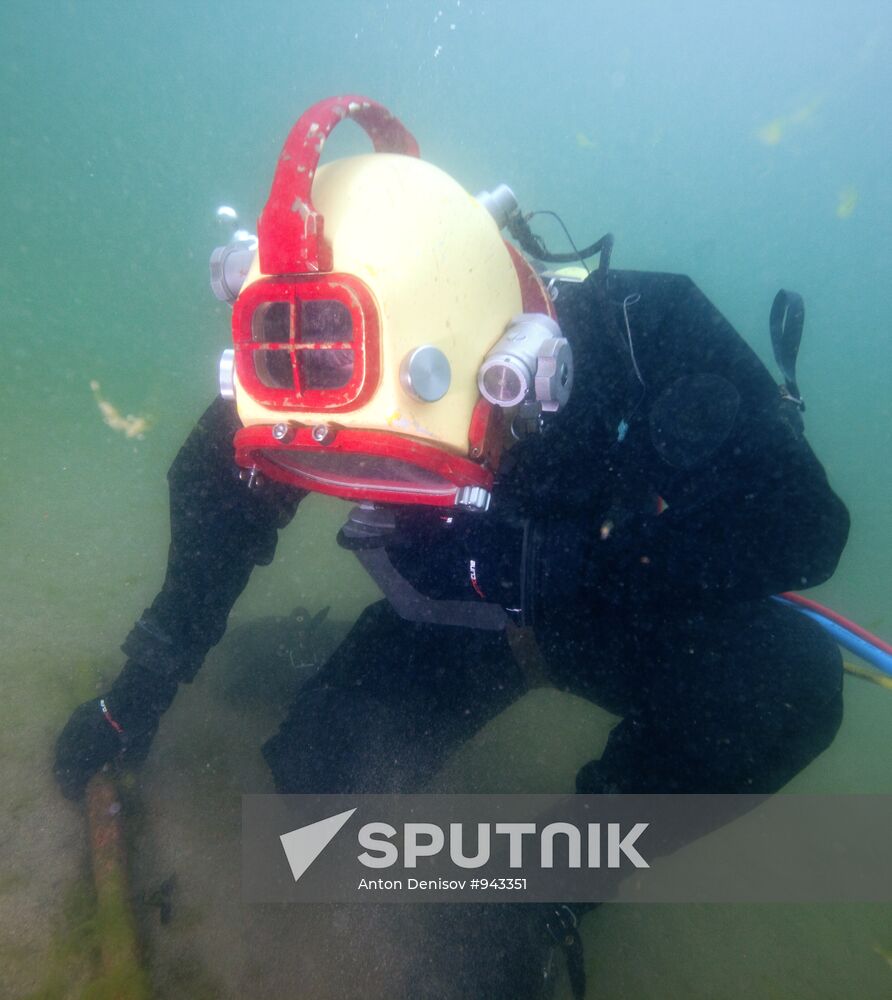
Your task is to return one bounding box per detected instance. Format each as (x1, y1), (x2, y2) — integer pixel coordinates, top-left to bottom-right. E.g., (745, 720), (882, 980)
(756, 118), (785, 146)
(873, 942), (892, 970)
(756, 98), (822, 146)
(90, 380), (150, 439)
(836, 185), (859, 219)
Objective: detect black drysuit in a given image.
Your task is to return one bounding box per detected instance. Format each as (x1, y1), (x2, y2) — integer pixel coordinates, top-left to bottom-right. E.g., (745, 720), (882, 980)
(120, 269), (850, 798)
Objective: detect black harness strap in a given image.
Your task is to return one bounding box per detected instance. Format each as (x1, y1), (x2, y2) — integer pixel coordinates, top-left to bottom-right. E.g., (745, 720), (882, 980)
(770, 289), (806, 411)
(352, 545), (509, 631)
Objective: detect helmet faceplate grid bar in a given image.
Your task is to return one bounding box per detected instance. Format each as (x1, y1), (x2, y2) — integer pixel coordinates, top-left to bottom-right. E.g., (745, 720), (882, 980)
(232, 274), (381, 412)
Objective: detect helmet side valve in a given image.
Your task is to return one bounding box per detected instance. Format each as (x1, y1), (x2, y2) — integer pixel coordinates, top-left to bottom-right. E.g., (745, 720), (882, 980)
(210, 206), (258, 304)
(477, 314), (573, 415)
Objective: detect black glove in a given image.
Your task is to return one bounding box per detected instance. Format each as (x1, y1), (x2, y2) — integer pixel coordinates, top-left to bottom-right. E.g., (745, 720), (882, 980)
(53, 661), (177, 800)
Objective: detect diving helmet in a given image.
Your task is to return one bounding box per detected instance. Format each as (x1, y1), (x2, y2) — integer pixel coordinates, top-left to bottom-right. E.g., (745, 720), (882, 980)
(214, 95), (572, 511)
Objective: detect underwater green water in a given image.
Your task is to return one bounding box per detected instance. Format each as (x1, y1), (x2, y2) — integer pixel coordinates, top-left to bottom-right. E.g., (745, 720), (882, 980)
(1, 1), (890, 997)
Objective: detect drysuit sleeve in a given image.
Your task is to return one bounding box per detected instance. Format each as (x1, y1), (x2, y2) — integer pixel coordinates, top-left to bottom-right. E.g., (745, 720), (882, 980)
(120, 396), (306, 681)
(53, 397), (305, 799)
(539, 277), (850, 613)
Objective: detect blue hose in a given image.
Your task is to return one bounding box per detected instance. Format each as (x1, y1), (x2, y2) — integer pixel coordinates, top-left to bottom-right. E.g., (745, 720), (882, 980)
(775, 597), (892, 678)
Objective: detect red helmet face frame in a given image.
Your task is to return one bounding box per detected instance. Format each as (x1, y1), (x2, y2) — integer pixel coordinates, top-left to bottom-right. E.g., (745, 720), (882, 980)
(232, 273), (381, 412)
(233, 423), (494, 507)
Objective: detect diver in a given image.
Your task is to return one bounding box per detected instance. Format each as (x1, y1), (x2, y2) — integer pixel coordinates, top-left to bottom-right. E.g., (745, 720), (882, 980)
(54, 96), (849, 998)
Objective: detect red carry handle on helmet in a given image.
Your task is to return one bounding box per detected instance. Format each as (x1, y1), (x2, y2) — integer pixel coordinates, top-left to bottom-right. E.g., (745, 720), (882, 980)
(257, 95), (420, 276)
